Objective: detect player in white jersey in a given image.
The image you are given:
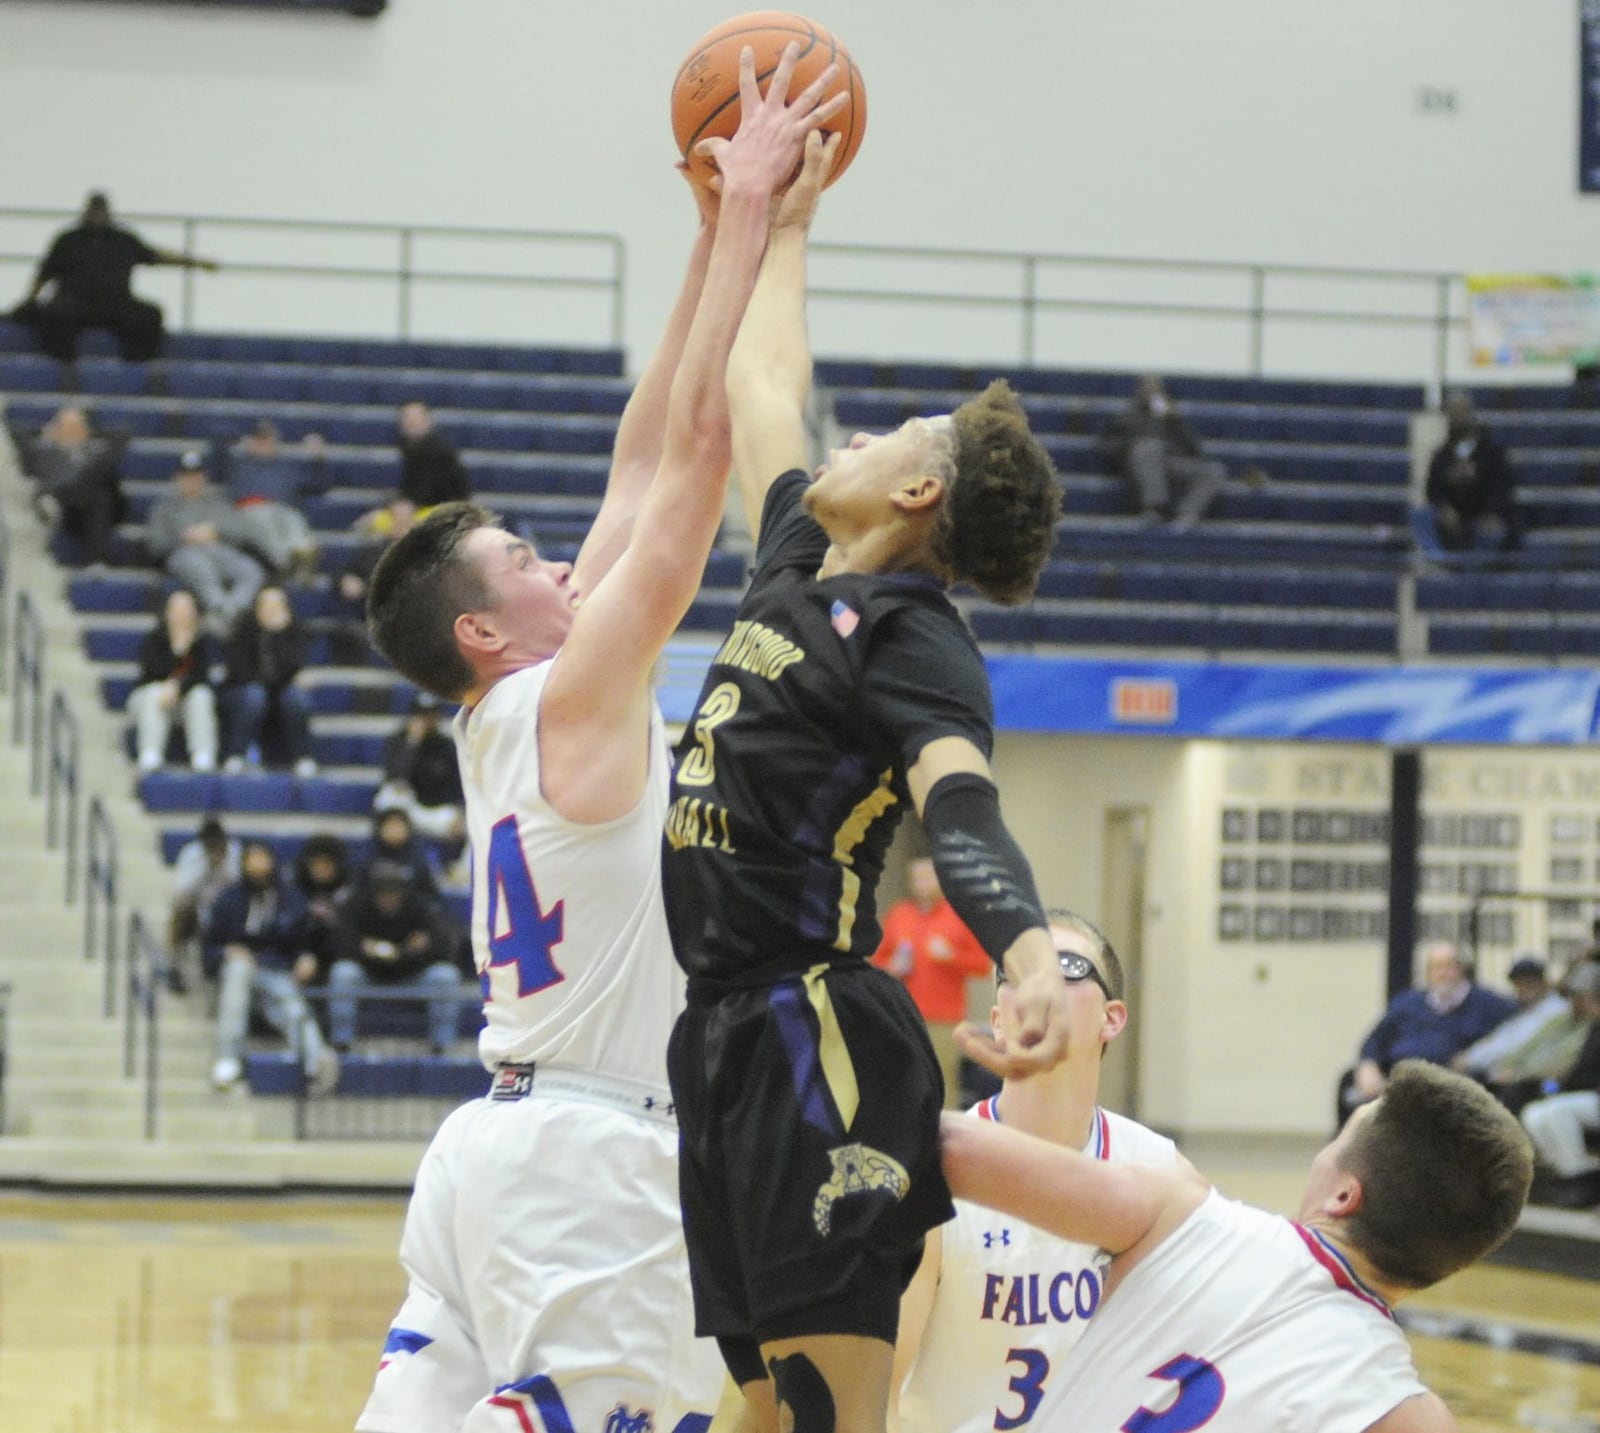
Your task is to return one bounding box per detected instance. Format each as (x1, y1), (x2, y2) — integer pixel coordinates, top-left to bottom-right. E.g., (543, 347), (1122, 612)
(942, 1059), (1534, 1432)
(355, 49), (848, 1433)
(892, 912), (1178, 1433)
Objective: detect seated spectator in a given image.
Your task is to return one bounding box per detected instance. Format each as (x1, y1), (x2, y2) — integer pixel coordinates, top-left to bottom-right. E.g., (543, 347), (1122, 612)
(13, 405), (127, 566)
(1337, 939), (1517, 1126)
(145, 451), (265, 628)
(9, 191), (218, 364)
(292, 833), (353, 979)
(396, 400), (469, 512)
(1480, 961), (1596, 1115)
(221, 584), (317, 777)
(366, 807), (441, 908)
(127, 587), (223, 774)
(328, 860), (464, 1054)
(166, 815), (240, 995)
(1520, 963), (1600, 1209)
(213, 420), (328, 582)
(203, 840), (337, 1093)
(374, 692), (465, 854)
(1425, 391), (1520, 552)
(1451, 955), (1569, 1080)
(331, 497), (415, 662)
(1098, 375), (1230, 531)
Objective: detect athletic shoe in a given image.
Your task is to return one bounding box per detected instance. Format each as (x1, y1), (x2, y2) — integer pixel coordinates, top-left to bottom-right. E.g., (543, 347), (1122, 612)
(210, 1055), (243, 1090)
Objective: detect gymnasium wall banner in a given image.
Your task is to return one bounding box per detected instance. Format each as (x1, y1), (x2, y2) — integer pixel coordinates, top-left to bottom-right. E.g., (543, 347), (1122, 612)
(984, 656), (1600, 746)
(1465, 273), (1600, 366)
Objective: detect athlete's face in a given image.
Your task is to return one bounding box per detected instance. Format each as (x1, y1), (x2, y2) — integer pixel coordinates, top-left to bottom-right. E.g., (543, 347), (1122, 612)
(990, 923), (1126, 1060)
(804, 415), (953, 534)
(460, 527), (579, 665)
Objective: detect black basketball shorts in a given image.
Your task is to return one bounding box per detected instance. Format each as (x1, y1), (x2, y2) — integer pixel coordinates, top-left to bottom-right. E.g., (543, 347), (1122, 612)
(668, 960), (953, 1353)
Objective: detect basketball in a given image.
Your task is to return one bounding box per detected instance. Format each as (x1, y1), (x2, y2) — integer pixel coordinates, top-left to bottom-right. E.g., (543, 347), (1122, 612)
(670, 11), (867, 189)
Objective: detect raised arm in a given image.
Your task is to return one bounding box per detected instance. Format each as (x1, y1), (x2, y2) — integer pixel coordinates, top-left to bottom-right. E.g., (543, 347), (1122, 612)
(726, 130), (840, 541)
(571, 177), (720, 596)
(539, 48), (845, 822)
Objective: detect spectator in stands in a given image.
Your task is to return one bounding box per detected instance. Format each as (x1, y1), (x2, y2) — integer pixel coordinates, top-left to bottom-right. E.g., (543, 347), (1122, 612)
(396, 401), (469, 511)
(13, 405), (127, 566)
(1099, 374), (1229, 531)
(1452, 956), (1565, 1077)
(1425, 391), (1521, 552)
(292, 832), (353, 981)
(367, 806), (441, 907)
(1338, 939), (1518, 1126)
(1519, 963), (1600, 1208)
(166, 815), (239, 996)
(331, 497), (415, 660)
(1477, 962), (1595, 1116)
(328, 860), (464, 1055)
(221, 583), (317, 778)
(10, 191), (219, 363)
(213, 420), (327, 582)
(126, 586), (223, 775)
(871, 854), (991, 1108)
(374, 692), (465, 852)
(145, 451), (265, 628)
(203, 839), (337, 1094)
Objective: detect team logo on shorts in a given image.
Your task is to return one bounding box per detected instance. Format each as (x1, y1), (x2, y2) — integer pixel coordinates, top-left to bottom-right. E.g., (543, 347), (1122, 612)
(811, 1142), (910, 1235)
(604, 1405), (654, 1433)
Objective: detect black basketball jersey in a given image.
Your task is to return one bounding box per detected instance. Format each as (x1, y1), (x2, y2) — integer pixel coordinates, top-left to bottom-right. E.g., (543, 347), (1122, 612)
(663, 470), (993, 985)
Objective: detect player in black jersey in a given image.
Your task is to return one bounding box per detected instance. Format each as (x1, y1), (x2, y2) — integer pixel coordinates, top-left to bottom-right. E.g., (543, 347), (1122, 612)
(663, 134), (1074, 1433)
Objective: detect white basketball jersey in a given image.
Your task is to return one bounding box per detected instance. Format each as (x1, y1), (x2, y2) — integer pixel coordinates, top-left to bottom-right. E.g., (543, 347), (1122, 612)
(454, 659), (684, 1085)
(1035, 1189), (1427, 1432)
(899, 1100), (1178, 1433)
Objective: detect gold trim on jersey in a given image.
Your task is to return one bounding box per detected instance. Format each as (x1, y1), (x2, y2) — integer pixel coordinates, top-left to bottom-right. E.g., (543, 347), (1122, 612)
(804, 964), (860, 1131)
(829, 769), (899, 953)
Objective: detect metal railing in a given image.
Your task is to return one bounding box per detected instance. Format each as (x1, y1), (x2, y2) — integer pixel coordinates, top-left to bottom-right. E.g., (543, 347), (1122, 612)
(85, 795), (120, 1016)
(0, 502), (10, 694)
(0, 206), (627, 347)
(124, 911), (162, 1141)
(45, 692), (80, 901)
(10, 592), (44, 794)
(809, 243), (1470, 391)
(0, 982), (9, 1135)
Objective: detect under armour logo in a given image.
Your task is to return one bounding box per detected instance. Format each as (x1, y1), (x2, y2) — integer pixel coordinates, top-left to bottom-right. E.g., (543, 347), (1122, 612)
(982, 1229), (1012, 1249)
(642, 1096), (675, 1116)
(604, 1405), (655, 1433)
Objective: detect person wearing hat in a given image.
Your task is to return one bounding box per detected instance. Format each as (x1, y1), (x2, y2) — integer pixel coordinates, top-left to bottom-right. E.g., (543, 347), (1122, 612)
(1519, 962), (1600, 1208)
(327, 857), (466, 1054)
(10, 190), (219, 363)
(1451, 955), (1569, 1083)
(144, 451), (264, 627)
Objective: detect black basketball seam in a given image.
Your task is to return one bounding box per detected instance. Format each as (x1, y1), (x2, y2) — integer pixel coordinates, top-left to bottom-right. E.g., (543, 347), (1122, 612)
(675, 18), (823, 157)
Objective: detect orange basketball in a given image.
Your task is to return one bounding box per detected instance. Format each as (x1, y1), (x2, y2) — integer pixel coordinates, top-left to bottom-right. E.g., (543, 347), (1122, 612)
(670, 11), (866, 189)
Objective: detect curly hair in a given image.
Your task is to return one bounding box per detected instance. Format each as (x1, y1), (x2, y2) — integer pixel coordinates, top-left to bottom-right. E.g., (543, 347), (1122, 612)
(367, 501), (499, 701)
(931, 380), (1062, 606)
(1339, 1060), (1533, 1289)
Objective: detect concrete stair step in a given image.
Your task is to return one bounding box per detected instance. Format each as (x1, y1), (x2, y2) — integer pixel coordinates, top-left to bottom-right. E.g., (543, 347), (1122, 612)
(0, 1134), (424, 1187)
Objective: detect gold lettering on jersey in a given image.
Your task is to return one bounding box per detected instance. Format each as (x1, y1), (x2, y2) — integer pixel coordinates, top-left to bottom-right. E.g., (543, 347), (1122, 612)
(713, 620), (806, 682)
(830, 770), (899, 951)
(665, 795), (737, 854)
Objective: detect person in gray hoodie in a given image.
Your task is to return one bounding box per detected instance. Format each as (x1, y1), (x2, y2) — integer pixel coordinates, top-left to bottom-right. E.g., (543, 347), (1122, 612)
(144, 450), (264, 625)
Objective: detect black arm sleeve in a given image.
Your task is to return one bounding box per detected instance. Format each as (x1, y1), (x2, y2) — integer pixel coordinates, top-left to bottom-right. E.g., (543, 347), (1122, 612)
(922, 770), (1047, 966)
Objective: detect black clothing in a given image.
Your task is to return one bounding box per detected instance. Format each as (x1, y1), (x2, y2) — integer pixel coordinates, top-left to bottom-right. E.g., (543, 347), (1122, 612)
(28, 224), (165, 362)
(662, 470), (992, 988)
(1098, 404), (1205, 471)
(225, 617), (309, 691)
(367, 831), (441, 908)
(668, 961), (950, 1346)
(1425, 427), (1521, 550)
(399, 430), (470, 508)
(135, 626), (224, 693)
(17, 430), (127, 563)
(663, 469), (989, 1353)
(382, 727), (464, 809)
(336, 878), (453, 982)
(293, 836), (352, 976)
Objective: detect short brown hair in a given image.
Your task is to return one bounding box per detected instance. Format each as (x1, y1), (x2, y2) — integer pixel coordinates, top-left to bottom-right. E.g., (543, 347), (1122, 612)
(1339, 1060), (1532, 1289)
(367, 501), (498, 700)
(933, 380), (1062, 606)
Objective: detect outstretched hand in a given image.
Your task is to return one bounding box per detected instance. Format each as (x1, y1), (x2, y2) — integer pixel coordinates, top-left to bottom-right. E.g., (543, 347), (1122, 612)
(694, 42), (848, 199)
(955, 968), (1072, 1081)
(773, 130), (840, 232)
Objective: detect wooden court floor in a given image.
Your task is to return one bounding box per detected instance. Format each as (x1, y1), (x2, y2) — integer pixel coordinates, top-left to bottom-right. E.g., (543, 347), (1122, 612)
(0, 1191), (1595, 1433)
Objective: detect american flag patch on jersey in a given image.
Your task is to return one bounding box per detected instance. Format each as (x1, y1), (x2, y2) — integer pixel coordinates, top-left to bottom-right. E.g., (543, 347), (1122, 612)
(830, 600), (860, 638)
